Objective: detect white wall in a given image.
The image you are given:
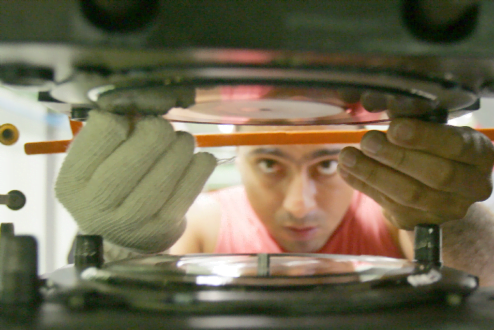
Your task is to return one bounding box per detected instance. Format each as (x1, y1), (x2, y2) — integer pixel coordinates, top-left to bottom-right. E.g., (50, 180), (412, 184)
(0, 87), (76, 275)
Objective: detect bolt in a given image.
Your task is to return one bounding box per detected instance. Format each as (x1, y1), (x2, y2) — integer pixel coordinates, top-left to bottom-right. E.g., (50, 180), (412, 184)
(0, 191), (26, 211)
(258, 253), (270, 276)
(0, 223), (14, 236)
(74, 235), (104, 271)
(0, 235), (40, 304)
(414, 224), (442, 266)
(0, 124), (19, 146)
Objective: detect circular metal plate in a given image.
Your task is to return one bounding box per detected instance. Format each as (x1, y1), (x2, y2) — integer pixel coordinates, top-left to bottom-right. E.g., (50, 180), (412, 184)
(54, 66), (477, 125)
(45, 254), (478, 315)
(85, 253), (415, 287)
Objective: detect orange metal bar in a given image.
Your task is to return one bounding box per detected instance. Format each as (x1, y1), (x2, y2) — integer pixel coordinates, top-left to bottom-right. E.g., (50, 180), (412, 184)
(69, 120), (84, 136)
(24, 128), (494, 155)
(24, 140), (72, 155)
(195, 130), (370, 147)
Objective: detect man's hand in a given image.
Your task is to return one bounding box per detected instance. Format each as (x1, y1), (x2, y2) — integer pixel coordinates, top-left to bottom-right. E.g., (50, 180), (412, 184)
(55, 110), (216, 253)
(337, 118), (494, 230)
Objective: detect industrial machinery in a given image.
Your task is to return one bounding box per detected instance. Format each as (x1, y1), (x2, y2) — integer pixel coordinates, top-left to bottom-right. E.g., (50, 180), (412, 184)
(1, 1), (494, 329)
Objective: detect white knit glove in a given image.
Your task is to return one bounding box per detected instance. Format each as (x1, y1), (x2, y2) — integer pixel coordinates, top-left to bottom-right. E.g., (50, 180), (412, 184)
(55, 110), (216, 253)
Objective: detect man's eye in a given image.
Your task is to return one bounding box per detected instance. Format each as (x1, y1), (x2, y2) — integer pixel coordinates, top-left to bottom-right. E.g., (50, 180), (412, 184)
(257, 159), (280, 174)
(317, 160), (338, 176)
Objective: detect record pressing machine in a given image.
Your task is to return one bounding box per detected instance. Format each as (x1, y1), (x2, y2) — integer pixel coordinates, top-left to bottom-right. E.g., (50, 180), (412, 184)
(2, 1), (494, 329)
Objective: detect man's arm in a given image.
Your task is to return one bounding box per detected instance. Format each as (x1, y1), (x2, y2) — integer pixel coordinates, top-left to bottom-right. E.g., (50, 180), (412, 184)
(441, 203), (494, 286)
(170, 194), (222, 254)
(168, 220), (202, 254)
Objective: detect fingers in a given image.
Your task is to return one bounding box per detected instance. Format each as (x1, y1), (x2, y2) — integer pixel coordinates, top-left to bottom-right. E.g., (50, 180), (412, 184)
(338, 147), (474, 220)
(382, 202), (447, 231)
(336, 165), (470, 230)
(114, 150), (216, 252)
(58, 111), (131, 185)
(86, 115), (176, 209)
(116, 131), (196, 219)
(359, 131), (492, 201)
(387, 118), (494, 170)
(155, 151), (216, 221)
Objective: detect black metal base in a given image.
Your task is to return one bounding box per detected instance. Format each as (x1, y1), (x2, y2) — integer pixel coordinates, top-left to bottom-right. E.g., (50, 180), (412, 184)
(2, 288), (494, 330)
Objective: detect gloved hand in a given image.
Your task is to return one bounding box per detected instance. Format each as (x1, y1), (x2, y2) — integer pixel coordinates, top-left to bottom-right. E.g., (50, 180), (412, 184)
(337, 118), (494, 230)
(55, 110), (216, 253)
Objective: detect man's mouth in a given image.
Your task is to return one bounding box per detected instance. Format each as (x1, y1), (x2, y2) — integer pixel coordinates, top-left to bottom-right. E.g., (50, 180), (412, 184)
(284, 226), (319, 241)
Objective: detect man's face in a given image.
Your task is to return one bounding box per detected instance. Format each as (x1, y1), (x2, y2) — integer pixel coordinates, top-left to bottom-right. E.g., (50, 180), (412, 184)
(236, 126), (355, 253)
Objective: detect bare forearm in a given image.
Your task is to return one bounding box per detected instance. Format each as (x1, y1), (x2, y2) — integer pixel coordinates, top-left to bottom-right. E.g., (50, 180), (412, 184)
(440, 203), (494, 287)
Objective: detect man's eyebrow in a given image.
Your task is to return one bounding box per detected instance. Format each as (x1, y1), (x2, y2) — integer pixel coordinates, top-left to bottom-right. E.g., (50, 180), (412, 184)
(305, 148), (342, 161)
(247, 148), (294, 161)
(247, 147), (342, 162)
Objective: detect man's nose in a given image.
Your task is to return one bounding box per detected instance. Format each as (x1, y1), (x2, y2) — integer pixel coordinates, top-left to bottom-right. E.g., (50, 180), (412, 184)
(282, 172), (317, 219)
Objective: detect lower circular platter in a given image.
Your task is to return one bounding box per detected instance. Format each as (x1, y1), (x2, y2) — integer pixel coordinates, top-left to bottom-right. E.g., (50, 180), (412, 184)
(47, 253), (478, 315)
(95, 253), (415, 287)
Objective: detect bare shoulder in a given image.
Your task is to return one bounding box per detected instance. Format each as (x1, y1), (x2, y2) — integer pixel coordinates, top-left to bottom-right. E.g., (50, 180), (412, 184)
(169, 193), (222, 254)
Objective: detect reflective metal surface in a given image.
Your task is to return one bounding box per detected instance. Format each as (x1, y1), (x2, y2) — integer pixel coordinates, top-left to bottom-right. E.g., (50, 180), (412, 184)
(95, 254), (415, 287)
(71, 67), (476, 125)
(39, 254), (478, 316)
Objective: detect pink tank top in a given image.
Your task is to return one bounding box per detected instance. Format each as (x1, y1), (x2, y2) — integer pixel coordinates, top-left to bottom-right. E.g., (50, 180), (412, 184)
(209, 186), (403, 258)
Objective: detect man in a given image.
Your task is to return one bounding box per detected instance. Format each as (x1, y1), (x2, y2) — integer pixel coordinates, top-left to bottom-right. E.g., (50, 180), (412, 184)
(56, 108), (494, 286)
(170, 124), (403, 258)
